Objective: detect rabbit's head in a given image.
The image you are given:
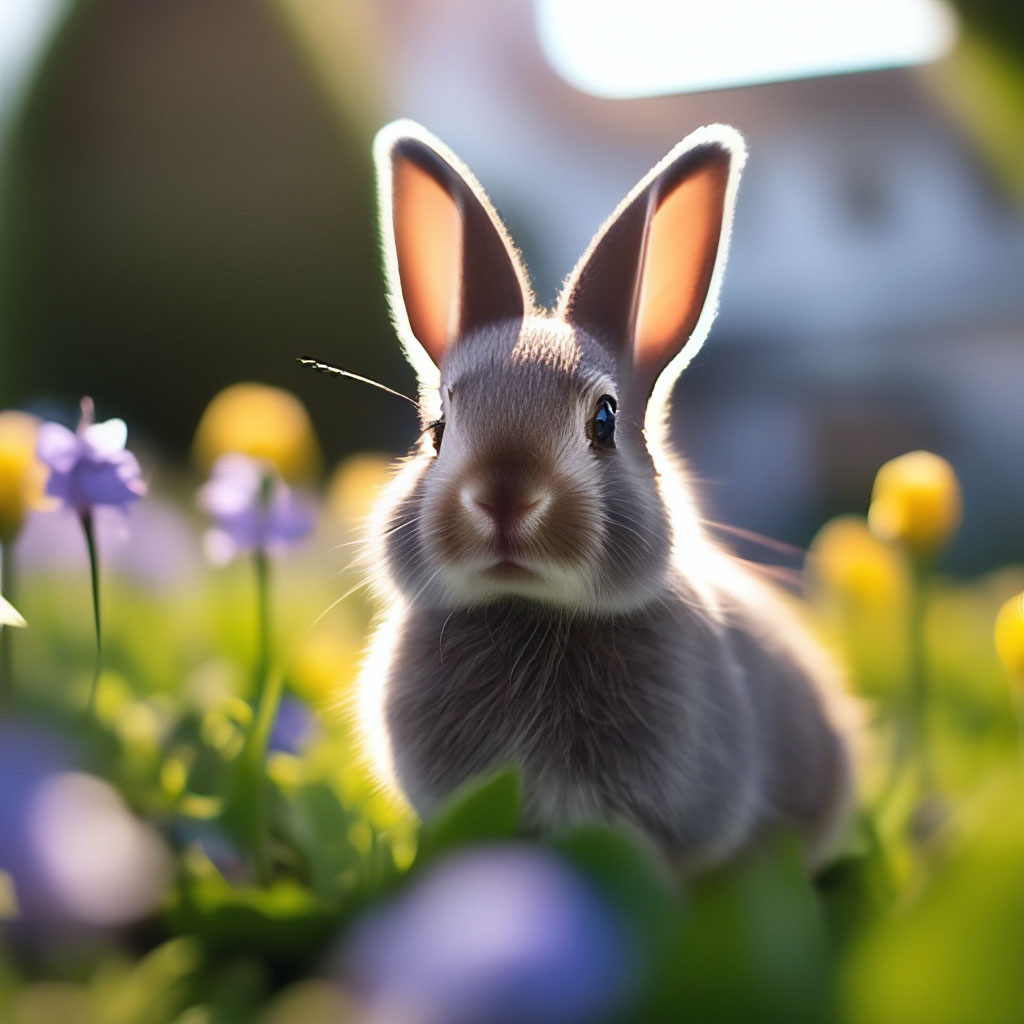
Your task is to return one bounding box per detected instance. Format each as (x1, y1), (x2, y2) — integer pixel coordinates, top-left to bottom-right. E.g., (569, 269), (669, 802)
(371, 121), (745, 613)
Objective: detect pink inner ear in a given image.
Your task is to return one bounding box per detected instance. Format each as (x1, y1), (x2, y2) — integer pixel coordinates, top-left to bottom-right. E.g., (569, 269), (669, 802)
(393, 157), (462, 366)
(633, 156), (729, 387)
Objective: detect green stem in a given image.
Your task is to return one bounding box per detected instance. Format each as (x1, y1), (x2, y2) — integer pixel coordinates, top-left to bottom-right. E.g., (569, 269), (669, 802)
(0, 541), (14, 710)
(224, 474), (288, 883)
(874, 559), (933, 815)
(908, 559), (932, 796)
(1013, 687), (1024, 783)
(81, 512), (103, 717)
(242, 544), (281, 884)
(255, 546), (270, 703)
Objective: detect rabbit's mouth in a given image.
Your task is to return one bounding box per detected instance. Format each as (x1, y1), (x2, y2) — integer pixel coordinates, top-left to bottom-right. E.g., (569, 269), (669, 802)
(484, 559), (540, 581)
(430, 548), (602, 610)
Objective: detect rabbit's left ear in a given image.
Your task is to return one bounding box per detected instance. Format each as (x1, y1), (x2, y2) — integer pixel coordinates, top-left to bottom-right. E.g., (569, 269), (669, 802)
(558, 125), (745, 406)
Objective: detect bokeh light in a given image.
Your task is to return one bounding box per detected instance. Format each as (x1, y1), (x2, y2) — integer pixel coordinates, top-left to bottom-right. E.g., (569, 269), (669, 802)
(868, 451), (963, 560)
(0, 411), (46, 542)
(193, 383), (323, 483)
(995, 591), (1024, 680)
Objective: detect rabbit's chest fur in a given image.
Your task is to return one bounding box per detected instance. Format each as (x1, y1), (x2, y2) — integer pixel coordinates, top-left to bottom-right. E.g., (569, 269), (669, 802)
(377, 595), (764, 861)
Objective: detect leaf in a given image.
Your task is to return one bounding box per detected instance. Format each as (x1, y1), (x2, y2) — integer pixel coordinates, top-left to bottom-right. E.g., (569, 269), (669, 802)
(553, 824), (678, 941)
(89, 938), (201, 1024)
(649, 834), (833, 1024)
(0, 595), (26, 628)
(415, 765), (522, 865)
(165, 873), (339, 965)
(272, 778), (363, 898)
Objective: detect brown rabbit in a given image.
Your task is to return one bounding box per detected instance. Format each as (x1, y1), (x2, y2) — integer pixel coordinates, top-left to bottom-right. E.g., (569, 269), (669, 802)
(357, 120), (856, 873)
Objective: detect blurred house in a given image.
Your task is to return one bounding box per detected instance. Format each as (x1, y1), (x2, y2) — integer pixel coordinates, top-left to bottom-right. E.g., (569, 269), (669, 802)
(377, 0), (1024, 569)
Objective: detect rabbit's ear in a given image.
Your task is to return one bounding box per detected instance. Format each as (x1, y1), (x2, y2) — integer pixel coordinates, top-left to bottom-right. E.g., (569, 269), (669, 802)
(375, 121), (532, 382)
(559, 125), (745, 405)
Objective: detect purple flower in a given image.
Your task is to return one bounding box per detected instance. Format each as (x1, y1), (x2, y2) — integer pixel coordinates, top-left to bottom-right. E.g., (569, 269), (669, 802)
(342, 846), (637, 1024)
(36, 398), (145, 514)
(0, 722), (170, 934)
(269, 695), (319, 754)
(197, 454), (316, 565)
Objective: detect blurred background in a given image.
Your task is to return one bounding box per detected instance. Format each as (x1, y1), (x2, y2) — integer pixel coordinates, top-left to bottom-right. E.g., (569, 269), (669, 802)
(4, 4), (1024, 1023)
(1, 0), (1022, 570)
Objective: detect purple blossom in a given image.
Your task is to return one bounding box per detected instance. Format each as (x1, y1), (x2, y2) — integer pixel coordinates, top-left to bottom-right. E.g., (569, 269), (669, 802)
(342, 846), (637, 1024)
(197, 454), (316, 565)
(269, 695), (320, 754)
(0, 722), (170, 934)
(36, 398), (145, 514)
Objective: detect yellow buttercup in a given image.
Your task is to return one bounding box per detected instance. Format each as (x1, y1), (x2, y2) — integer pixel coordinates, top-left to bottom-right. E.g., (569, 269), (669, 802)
(0, 410), (47, 543)
(868, 450), (962, 560)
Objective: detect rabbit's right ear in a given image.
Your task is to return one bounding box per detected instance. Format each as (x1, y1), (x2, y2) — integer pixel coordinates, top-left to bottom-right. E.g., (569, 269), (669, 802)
(558, 125), (745, 409)
(375, 121), (532, 384)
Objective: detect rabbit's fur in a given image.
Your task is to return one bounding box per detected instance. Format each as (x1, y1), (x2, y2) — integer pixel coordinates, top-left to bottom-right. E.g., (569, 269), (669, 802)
(357, 121), (856, 871)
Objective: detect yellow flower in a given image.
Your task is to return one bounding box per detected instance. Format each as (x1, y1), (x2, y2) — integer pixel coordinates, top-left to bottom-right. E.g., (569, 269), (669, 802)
(807, 515), (906, 607)
(327, 453), (393, 527)
(291, 630), (359, 708)
(192, 383), (321, 482)
(995, 591), (1024, 680)
(868, 450), (962, 559)
(0, 411), (46, 543)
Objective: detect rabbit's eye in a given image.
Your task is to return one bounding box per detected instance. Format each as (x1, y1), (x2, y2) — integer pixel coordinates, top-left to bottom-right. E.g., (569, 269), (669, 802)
(590, 395), (616, 448)
(428, 419), (445, 453)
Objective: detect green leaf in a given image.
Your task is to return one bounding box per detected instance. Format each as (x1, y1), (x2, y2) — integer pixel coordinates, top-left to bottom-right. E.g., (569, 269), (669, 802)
(415, 765), (522, 865)
(165, 873), (338, 966)
(650, 834), (833, 1024)
(553, 824), (678, 940)
(272, 778), (363, 898)
(89, 938), (201, 1024)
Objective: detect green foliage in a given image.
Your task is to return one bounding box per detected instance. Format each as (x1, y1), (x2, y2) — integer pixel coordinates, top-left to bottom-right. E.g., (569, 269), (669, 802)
(415, 765), (523, 866)
(3, 486), (1024, 1023)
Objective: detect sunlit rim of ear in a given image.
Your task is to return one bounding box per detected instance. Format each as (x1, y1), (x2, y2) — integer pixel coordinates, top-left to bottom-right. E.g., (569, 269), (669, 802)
(374, 122), (442, 387)
(645, 125), (746, 426)
(555, 123), (746, 323)
(373, 119), (536, 387)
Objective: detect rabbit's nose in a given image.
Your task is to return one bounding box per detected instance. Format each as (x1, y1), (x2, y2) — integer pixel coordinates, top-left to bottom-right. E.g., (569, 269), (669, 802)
(461, 483), (549, 534)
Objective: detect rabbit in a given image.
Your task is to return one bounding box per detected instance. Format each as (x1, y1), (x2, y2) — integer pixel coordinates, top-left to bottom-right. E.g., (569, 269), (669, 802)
(356, 119), (858, 873)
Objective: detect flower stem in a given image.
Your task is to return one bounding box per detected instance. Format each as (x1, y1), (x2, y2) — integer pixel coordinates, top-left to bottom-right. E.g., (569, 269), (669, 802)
(900, 558), (952, 850)
(81, 512), (103, 717)
(907, 559), (932, 796)
(238, 545), (281, 884)
(255, 546), (270, 700)
(0, 541), (14, 710)
(874, 558), (933, 817)
(1013, 686), (1024, 783)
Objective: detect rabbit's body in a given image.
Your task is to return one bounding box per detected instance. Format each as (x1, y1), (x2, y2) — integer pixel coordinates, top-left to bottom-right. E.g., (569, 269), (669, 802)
(366, 574), (850, 871)
(357, 123), (856, 872)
